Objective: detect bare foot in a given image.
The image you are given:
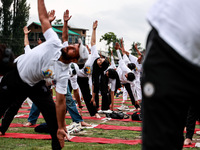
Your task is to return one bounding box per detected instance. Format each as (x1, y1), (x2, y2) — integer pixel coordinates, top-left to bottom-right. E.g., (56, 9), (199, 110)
(95, 113), (101, 119)
(0, 131), (4, 135)
(184, 138), (192, 145)
(81, 121), (92, 127)
(23, 122), (34, 127)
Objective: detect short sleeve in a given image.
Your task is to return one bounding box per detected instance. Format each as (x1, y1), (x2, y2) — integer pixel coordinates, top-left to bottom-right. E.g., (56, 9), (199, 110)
(129, 54), (138, 65)
(110, 79), (116, 91)
(24, 45), (31, 53)
(43, 28), (60, 41)
(62, 41), (68, 48)
(69, 75), (78, 90)
(55, 78), (68, 95)
(91, 45), (99, 57)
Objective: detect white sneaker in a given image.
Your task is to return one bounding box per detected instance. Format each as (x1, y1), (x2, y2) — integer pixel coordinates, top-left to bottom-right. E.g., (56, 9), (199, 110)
(102, 110), (113, 114)
(66, 122), (82, 134)
(117, 105), (129, 111)
(97, 110), (103, 114)
(196, 131), (200, 135)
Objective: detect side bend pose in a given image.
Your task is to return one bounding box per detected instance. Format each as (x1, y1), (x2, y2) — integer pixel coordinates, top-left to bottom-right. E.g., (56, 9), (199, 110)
(115, 42), (140, 110)
(0, 0), (87, 149)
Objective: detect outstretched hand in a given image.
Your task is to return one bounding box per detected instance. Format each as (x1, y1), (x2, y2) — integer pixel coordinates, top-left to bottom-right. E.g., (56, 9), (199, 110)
(120, 38), (125, 52)
(90, 97), (96, 106)
(93, 20), (98, 30)
(63, 10), (72, 22)
(57, 128), (69, 148)
(23, 26), (31, 35)
(48, 10), (56, 23)
(37, 38), (42, 45)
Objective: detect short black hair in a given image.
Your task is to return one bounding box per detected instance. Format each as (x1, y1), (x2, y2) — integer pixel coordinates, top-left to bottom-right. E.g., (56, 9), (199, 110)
(127, 63), (136, 70)
(127, 72), (135, 82)
(100, 59), (109, 71)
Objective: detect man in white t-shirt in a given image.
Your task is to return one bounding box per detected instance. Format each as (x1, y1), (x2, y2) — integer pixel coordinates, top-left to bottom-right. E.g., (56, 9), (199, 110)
(0, 0), (88, 149)
(142, 0), (200, 150)
(115, 43), (140, 110)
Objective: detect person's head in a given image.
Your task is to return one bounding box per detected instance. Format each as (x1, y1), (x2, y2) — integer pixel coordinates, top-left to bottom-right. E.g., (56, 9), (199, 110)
(125, 72), (135, 82)
(96, 58), (109, 71)
(0, 44), (15, 75)
(106, 68), (121, 93)
(61, 38), (89, 64)
(106, 69), (117, 79)
(127, 63), (136, 70)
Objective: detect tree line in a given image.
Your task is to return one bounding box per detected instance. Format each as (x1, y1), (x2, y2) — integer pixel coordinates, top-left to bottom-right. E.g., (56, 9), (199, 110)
(0, 1), (144, 57)
(0, 0), (30, 56)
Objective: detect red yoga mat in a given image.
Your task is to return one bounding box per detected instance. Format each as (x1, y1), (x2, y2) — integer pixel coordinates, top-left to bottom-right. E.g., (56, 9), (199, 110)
(0, 133), (141, 145)
(70, 136), (141, 145)
(95, 124), (142, 131)
(0, 133), (51, 139)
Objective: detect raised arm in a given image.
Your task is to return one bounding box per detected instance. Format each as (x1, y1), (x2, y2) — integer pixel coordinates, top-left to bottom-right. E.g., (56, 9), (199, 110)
(91, 20), (98, 46)
(38, 0), (51, 33)
(110, 51), (116, 69)
(120, 38), (127, 56)
(119, 38), (131, 64)
(48, 10), (56, 24)
(23, 26), (31, 47)
(62, 10), (72, 42)
(134, 44), (142, 56)
(115, 42), (122, 60)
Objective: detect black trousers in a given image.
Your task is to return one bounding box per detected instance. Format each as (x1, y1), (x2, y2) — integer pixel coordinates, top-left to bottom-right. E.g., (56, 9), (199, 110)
(123, 83), (140, 109)
(142, 28), (200, 150)
(185, 104), (200, 140)
(77, 76), (97, 116)
(0, 67), (61, 150)
(99, 90), (110, 111)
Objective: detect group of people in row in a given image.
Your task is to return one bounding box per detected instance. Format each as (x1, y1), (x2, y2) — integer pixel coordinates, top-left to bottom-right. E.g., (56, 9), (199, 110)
(0, 0), (143, 149)
(1, 0), (200, 150)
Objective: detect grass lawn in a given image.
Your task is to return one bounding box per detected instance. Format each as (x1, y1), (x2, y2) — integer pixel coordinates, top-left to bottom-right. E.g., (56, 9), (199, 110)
(0, 94), (199, 150)
(0, 95), (143, 150)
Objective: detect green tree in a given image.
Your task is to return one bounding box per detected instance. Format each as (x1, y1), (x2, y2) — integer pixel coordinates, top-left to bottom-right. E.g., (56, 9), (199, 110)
(130, 41), (145, 56)
(54, 19), (62, 25)
(0, 0), (13, 45)
(11, 0), (30, 55)
(100, 32), (120, 57)
(0, 0), (30, 55)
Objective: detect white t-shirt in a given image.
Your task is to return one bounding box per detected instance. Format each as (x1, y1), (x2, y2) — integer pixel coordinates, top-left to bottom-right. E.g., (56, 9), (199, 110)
(147, 0), (200, 67)
(77, 45), (99, 77)
(116, 50), (133, 84)
(17, 28), (69, 94)
(69, 75), (79, 90)
(129, 54), (142, 83)
(108, 78), (116, 92)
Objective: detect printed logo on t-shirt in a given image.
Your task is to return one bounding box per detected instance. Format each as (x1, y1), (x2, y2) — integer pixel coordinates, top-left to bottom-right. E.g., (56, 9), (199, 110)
(84, 66), (92, 75)
(42, 69), (53, 78)
(134, 67), (138, 72)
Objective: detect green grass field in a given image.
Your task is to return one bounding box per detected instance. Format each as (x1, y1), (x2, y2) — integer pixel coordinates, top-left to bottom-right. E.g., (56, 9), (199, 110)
(0, 94), (199, 150)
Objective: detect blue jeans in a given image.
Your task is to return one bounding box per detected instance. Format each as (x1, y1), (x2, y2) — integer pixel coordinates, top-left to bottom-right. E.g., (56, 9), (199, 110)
(27, 86), (83, 124)
(28, 103), (40, 124)
(66, 86), (83, 123)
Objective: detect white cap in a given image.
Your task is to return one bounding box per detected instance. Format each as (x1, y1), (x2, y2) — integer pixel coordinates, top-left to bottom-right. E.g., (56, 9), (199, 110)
(78, 38), (89, 64)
